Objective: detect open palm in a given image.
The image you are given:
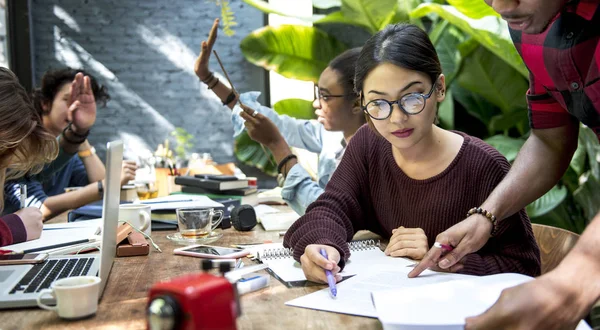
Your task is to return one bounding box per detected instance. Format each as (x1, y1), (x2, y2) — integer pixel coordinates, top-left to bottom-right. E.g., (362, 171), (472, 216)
(68, 72), (96, 133)
(194, 18), (219, 80)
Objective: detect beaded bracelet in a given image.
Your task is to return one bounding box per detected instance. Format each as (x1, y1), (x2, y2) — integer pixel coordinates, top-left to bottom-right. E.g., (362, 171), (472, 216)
(467, 207), (498, 237)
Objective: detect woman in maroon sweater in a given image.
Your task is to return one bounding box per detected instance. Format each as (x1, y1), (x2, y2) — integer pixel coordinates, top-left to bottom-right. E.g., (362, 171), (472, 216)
(283, 23), (541, 283)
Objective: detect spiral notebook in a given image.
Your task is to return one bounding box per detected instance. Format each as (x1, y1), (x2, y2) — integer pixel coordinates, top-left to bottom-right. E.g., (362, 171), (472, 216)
(249, 240), (413, 285)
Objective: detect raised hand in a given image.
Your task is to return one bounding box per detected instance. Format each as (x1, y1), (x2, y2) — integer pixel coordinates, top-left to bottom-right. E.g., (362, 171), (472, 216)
(67, 72), (96, 133)
(194, 18), (219, 80)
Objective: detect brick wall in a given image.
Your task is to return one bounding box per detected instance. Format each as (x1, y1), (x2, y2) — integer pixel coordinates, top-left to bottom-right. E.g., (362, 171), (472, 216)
(30, 0), (266, 164)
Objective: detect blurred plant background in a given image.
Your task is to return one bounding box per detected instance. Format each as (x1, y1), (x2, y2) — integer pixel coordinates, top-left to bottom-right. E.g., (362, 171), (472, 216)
(228, 0), (599, 233)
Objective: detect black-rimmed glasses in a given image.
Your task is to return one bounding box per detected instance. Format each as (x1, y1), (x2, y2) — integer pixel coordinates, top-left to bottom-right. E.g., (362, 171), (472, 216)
(314, 86), (350, 104)
(361, 81), (437, 120)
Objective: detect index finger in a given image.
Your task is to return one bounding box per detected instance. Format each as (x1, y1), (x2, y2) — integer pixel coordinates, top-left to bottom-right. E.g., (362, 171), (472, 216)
(407, 245), (443, 278)
(305, 248), (335, 270)
(207, 18), (219, 47)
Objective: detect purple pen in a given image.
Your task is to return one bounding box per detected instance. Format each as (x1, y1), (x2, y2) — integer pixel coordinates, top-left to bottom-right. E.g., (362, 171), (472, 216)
(319, 248), (337, 298)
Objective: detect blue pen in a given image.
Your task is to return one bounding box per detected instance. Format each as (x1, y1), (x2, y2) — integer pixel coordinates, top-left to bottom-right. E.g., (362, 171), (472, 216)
(319, 248), (337, 298)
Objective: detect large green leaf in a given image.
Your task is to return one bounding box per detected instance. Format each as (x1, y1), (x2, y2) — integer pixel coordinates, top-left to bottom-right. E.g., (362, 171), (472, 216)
(241, 25), (348, 82)
(446, 0), (500, 19)
(452, 84), (499, 126)
(390, 0), (422, 25)
(526, 184), (568, 218)
(234, 131), (277, 176)
(484, 135), (525, 162)
(410, 3), (528, 77)
(438, 88), (454, 130)
(570, 133), (587, 176)
(488, 109), (528, 135)
(434, 24), (466, 86)
(573, 172), (600, 223)
(341, 0), (397, 33)
(530, 199), (583, 234)
(273, 99), (316, 119)
(455, 45), (528, 114)
(315, 11), (371, 29)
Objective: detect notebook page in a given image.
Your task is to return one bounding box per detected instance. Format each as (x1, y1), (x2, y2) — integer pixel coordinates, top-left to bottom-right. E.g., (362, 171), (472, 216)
(250, 243), (415, 283)
(286, 267), (474, 317)
(372, 273), (591, 330)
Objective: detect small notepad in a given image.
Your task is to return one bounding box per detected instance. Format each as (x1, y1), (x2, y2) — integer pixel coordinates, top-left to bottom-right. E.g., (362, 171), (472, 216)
(248, 240), (413, 283)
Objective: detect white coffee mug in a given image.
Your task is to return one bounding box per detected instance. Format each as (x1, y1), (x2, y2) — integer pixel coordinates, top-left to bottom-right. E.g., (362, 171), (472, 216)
(119, 204), (151, 236)
(37, 276), (101, 319)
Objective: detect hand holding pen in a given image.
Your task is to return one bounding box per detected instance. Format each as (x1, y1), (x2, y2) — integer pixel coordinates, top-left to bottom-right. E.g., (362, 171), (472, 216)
(300, 245), (342, 292)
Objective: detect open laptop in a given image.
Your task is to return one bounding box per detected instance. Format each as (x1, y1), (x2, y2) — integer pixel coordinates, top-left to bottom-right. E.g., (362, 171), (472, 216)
(0, 140), (123, 309)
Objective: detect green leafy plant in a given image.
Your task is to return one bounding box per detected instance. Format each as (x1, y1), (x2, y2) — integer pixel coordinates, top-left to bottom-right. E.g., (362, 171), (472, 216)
(208, 0), (238, 36)
(170, 127), (195, 161)
(238, 0), (600, 232)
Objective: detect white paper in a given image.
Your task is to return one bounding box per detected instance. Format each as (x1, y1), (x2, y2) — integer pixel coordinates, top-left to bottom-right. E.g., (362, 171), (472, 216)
(139, 194), (223, 211)
(286, 267), (474, 317)
(253, 204), (281, 218)
(259, 212), (299, 231)
(42, 218), (103, 230)
(4, 225), (101, 252)
(372, 273), (591, 330)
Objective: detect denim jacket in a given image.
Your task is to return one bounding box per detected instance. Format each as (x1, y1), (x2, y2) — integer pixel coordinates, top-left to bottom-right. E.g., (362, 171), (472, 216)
(231, 92), (344, 215)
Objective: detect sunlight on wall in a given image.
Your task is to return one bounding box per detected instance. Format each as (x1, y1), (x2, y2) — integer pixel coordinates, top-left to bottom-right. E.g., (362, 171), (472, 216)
(267, 0), (314, 104)
(54, 5), (81, 33)
(136, 24), (196, 76)
(52, 25), (175, 158)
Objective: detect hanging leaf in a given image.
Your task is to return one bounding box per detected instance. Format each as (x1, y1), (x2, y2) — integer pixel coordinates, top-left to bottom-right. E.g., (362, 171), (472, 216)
(446, 0), (500, 19)
(570, 129), (587, 176)
(410, 3), (528, 77)
(234, 131), (277, 176)
(241, 25), (348, 82)
(438, 88), (454, 130)
(455, 45), (528, 114)
(341, 0), (397, 33)
(526, 185), (568, 218)
(273, 99), (316, 119)
(484, 135), (525, 162)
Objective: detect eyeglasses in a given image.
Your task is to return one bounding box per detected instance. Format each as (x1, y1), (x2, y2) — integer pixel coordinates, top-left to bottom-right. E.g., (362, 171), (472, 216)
(314, 86), (350, 104)
(361, 81), (437, 120)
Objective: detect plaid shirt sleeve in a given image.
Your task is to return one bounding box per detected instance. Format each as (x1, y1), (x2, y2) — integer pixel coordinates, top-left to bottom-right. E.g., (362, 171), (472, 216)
(526, 72), (573, 129)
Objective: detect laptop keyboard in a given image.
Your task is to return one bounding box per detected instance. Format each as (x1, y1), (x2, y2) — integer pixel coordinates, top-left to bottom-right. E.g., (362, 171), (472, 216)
(9, 258), (94, 295)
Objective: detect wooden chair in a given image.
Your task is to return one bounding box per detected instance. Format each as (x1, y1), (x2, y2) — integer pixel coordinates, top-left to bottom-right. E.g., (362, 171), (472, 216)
(531, 223), (579, 275)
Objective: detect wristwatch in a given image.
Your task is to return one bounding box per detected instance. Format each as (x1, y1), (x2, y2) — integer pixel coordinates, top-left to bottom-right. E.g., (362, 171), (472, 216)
(97, 180), (104, 195)
(78, 146), (96, 158)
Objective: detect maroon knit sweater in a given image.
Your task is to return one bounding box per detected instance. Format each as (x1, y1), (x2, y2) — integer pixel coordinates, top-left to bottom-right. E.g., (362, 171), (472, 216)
(284, 126), (541, 277)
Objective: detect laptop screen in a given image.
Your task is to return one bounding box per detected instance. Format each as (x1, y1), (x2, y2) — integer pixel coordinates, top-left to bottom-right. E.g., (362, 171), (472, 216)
(98, 140), (123, 297)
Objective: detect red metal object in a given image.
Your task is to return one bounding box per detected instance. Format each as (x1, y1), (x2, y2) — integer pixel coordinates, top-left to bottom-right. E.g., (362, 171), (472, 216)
(147, 272), (238, 330)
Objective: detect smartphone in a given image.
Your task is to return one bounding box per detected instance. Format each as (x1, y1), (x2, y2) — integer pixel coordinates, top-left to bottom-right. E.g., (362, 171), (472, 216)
(0, 253), (48, 265)
(174, 245), (249, 259)
(194, 174), (239, 181)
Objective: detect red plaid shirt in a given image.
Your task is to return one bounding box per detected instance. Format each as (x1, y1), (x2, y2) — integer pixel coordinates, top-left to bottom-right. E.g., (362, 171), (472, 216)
(509, 0), (600, 140)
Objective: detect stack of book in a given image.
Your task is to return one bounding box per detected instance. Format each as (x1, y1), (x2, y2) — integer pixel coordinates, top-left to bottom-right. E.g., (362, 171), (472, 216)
(174, 175), (258, 196)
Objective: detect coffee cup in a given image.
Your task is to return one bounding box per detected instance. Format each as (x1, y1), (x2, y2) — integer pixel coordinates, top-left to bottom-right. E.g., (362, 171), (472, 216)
(176, 207), (223, 238)
(36, 276), (101, 319)
(119, 204), (151, 236)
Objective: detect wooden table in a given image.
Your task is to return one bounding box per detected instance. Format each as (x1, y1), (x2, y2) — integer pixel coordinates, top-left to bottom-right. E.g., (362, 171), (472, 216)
(0, 209), (382, 329)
